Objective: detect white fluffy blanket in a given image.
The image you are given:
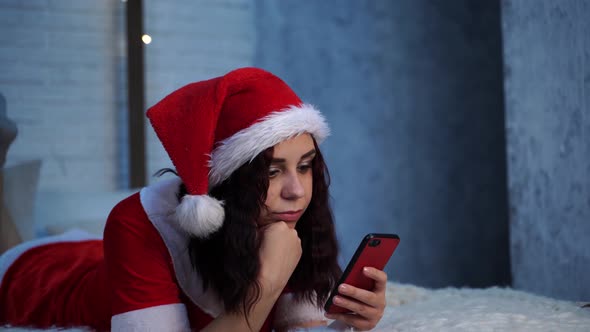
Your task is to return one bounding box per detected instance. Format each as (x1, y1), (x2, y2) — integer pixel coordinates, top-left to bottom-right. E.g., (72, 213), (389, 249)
(2, 282), (589, 331)
(376, 282), (590, 331)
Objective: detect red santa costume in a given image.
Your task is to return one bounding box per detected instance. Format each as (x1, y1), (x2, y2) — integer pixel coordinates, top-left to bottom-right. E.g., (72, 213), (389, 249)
(0, 67), (331, 331)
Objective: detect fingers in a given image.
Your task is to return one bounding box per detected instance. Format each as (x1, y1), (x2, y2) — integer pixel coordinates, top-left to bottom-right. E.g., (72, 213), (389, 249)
(335, 268), (387, 308)
(324, 294), (384, 331)
(324, 268), (388, 330)
(325, 312), (376, 331)
(259, 221), (298, 236)
(329, 295), (383, 318)
(336, 284), (382, 309)
(363, 267), (388, 293)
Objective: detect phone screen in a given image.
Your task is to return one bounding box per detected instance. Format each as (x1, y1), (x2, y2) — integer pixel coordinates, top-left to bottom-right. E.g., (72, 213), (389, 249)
(324, 233), (400, 314)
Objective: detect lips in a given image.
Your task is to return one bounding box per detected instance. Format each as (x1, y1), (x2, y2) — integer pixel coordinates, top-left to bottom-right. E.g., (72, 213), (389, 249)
(272, 210), (303, 222)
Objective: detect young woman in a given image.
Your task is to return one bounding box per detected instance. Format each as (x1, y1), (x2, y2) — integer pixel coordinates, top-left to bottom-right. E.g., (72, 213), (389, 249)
(0, 67), (387, 331)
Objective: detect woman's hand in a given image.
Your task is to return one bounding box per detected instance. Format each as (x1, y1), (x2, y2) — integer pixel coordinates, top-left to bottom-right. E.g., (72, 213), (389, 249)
(325, 267), (387, 331)
(258, 221), (302, 295)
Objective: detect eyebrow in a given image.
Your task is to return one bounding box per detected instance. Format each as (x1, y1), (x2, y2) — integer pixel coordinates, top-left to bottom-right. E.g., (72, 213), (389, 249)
(271, 149), (316, 163)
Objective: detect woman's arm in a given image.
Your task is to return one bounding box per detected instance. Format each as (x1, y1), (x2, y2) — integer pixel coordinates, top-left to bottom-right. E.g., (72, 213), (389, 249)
(104, 200), (192, 330)
(201, 283), (283, 332)
(204, 221), (303, 332)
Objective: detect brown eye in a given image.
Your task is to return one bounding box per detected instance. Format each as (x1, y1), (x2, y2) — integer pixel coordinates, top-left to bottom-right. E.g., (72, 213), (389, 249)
(297, 164), (312, 173)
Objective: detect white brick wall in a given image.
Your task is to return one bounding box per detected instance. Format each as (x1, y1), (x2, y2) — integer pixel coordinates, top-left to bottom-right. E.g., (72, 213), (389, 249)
(0, 0), (125, 191)
(0, 0), (255, 191)
(144, 0), (255, 183)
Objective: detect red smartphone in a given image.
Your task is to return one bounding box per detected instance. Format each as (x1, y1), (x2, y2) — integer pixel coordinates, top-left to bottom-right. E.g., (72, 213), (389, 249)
(324, 233), (400, 314)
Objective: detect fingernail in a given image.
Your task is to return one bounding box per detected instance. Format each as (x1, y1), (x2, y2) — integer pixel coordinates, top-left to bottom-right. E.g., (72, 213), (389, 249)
(363, 267), (371, 274)
(339, 284), (348, 292)
(333, 296), (342, 304)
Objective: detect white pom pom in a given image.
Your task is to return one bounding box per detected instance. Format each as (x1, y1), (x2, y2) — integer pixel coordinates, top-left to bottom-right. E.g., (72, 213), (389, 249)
(175, 195), (225, 238)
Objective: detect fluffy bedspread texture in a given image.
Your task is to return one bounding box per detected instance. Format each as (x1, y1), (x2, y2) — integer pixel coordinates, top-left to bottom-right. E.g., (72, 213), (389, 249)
(2, 282), (589, 331)
(379, 282), (590, 331)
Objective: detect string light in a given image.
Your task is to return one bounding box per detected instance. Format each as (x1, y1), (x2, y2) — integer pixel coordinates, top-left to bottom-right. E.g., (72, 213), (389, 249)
(142, 34), (152, 45)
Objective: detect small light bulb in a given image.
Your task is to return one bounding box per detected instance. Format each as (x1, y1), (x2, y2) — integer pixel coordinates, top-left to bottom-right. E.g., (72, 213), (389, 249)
(142, 34), (152, 45)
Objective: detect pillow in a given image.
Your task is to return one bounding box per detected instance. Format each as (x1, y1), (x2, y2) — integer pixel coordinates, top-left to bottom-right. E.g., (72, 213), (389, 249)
(1, 160), (42, 243)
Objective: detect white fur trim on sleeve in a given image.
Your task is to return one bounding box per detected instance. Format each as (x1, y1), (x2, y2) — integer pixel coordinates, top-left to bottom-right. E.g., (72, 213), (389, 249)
(273, 293), (326, 330)
(208, 104), (329, 187)
(111, 303), (191, 332)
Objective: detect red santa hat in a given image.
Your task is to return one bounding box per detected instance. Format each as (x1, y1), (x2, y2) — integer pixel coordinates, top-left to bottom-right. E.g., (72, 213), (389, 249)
(146, 67), (329, 238)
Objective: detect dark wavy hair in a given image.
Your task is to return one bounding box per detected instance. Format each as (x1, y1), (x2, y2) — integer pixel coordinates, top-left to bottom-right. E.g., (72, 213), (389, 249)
(157, 137), (341, 315)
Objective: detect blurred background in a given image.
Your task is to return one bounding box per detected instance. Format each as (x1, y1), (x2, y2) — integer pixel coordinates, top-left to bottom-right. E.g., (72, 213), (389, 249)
(0, 0), (588, 302)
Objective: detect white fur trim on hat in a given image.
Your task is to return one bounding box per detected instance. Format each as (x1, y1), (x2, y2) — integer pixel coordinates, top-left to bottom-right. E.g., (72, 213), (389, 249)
(208, 103), (329, 187)
(175, 194), (225, 237)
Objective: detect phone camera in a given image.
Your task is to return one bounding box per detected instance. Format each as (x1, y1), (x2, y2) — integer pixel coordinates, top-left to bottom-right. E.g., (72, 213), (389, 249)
(369, 239), (381, 247)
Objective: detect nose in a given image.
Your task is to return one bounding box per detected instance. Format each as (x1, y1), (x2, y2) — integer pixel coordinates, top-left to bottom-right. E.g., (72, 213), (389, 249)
(281, 173), (305, 200)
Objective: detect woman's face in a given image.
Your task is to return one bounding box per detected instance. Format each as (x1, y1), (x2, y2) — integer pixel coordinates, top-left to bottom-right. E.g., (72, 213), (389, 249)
(258, 133), (315, 229)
